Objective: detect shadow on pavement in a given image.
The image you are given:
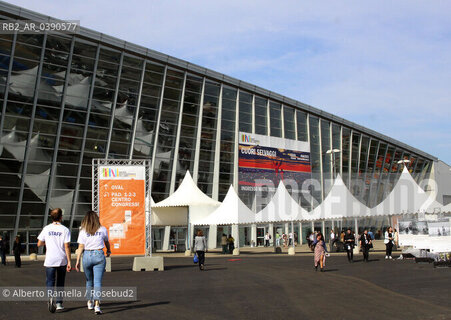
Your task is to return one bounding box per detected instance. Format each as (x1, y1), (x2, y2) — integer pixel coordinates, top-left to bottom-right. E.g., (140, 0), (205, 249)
(105, 301), (170, 314)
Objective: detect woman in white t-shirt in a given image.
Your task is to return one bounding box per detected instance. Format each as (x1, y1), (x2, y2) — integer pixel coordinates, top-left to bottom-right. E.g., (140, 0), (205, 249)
(75, 211), (111, 315)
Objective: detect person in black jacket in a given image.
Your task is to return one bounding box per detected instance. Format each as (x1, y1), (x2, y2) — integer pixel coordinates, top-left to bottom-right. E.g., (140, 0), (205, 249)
(343, 229), (355, 262)
(360, 229), (373, 262)
(0, 235), (6, 266)
(13, 236), (21, 268)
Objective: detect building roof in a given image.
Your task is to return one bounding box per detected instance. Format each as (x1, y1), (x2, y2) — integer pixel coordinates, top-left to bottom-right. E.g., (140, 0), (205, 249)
(0, 1), (437, 161)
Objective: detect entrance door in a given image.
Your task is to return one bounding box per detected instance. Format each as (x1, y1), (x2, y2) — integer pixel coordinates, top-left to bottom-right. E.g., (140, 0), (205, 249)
(169, 227), (186, 252)
(257, 227), (265, 246)
(152, 227), (165, 251)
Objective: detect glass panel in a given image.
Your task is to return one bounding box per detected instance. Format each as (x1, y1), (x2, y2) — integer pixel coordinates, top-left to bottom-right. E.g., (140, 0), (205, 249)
(331, 123), (341, 177)
(321, 120), (332, 194)
(309, 116), (321, 206)
(342, 128), (351, 186)
(197, 81), (220, 197)
(239, 91), (252, 133)
(254, 96), (267, 135)
(152, 69), (184, 200)
(283, 106), (295, 140)
(349, 132), (361, 196)
(269, 102), (281, 137)
(219, 87), (237, 195)
(296, 110), (308, 141)
(174, 74), (203, 189)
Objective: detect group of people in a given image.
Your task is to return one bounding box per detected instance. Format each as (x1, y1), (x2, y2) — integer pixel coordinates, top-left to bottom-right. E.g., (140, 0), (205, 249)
(312, 226), (398, 268)
(220, 234), (235, 254)
(0, 234), (23, 268)
(275, 232), (296, 247)
(37, 208), (110, 314)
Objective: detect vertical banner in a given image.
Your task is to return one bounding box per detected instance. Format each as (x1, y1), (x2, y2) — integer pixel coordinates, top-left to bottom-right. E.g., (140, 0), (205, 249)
(98, 165), (146, 255)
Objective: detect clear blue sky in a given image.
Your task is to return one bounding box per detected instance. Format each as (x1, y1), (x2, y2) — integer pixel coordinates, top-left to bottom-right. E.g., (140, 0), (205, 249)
(7, 0), (451, 164)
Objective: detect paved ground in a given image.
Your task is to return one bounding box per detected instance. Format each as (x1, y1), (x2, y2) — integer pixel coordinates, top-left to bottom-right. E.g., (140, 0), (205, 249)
(0, 252), (450, 320)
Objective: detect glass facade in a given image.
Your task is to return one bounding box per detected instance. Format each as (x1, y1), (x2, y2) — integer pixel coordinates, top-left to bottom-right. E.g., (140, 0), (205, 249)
(0, 6), (435, 252)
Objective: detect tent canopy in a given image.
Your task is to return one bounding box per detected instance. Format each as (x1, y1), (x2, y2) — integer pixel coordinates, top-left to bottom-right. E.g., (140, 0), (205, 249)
(193, 185), (255, 225)
(308, 174), (370, 221)
(153, 171), (220, 208)
(255, 181), (308, 223)
(152, 171), (220, 226)
(371, 167), (434, 216)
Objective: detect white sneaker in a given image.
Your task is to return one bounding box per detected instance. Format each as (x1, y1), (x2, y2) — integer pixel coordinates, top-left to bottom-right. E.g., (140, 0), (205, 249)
(87, 300), (94, 310)
(389, 256), (393, 259)
(94, 305), (102, 315)
(385, 256), (388, 259)
(56, 303), (64, 311)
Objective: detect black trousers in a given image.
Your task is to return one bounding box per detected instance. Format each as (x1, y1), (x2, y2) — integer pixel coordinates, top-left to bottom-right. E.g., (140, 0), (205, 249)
(265, 240), (269, 247)
(362, 246), (370, 261)
(14, 252), (21, 267)
(386, 243), (393, 256)
(346, 248), (353, 261)
(196, 251), (205, 268)
(0, 250), (6, 265)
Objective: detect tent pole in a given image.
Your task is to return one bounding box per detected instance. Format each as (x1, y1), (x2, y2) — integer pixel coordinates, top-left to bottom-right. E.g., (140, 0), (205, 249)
(187, 206), (190, 251)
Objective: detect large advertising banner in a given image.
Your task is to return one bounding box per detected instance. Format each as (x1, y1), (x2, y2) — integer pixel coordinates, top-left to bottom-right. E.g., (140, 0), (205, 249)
(98, 165), (146, 255)
(238, 132), (311, 193)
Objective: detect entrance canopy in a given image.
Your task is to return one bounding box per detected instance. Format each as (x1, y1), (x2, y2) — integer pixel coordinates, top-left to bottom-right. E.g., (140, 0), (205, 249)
(193, 185), (255, 225)
(371, 167), (437, 216)
(255, 182), (309, 223)
(152, 171), (220, 226)
(308, 174), (370, 221)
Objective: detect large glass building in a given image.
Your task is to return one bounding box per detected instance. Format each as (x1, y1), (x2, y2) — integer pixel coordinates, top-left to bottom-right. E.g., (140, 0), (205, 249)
(0, 2), (448, 253)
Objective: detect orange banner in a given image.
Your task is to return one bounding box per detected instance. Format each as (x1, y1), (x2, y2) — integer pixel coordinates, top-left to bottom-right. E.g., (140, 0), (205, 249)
(98, 166), (146, 255)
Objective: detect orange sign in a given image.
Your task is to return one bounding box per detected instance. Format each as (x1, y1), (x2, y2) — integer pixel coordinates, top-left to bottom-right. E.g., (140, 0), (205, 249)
(98, 166), (146, 255)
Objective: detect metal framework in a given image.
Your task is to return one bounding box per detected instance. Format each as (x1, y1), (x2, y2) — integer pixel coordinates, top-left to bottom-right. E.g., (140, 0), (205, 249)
(92, 159), (152, 256)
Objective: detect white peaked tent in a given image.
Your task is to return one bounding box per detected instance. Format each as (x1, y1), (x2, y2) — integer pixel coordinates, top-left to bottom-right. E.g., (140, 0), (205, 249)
(9, 66), (57, 101)
(440, 202), (451, 213)
(422, 200), (444, 214)
(151, 171), (220, 226)
(54, 76), (90, 108)
(193, 185), (256, 225)
(370, 167), (434, 216)
(255, 181), (308, 223)
(307, 174), (370, 221)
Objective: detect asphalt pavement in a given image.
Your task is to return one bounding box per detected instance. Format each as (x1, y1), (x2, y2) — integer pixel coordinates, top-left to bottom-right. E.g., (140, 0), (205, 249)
(0, 252), (450, 320)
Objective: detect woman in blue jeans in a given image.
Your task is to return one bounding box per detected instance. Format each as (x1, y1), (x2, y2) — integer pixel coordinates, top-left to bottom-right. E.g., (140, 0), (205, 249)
(75, 211), (111, 315)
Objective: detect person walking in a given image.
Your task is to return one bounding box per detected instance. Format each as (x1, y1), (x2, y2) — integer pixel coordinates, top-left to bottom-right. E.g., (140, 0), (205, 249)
(0, 235), (6, 266)
(344, 229), (355, 262)
(75, 210), (111, 315)
(384, 227), (394, 259)
(227, 234), (235, 253)
(329, 229), (336, 252)
(37, 208), (72, 313)
(13, 236), (21, 268)
(221, 234), (228, 254)
(313, 233), (328, 272)
(360, 229), (372, 262)
(276, 232), (280, 246)
(282, 233), (288, 248)
(193, 230), (207, 270)
(264, 232), (270, 247)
